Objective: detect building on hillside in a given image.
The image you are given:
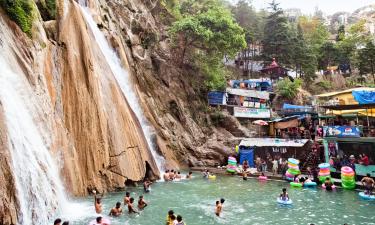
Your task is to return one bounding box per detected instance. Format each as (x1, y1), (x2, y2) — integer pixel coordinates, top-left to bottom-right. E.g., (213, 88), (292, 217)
(260, 58), (289, 80)
(208, 79), (274, 120)
(315, 88), (375, 177)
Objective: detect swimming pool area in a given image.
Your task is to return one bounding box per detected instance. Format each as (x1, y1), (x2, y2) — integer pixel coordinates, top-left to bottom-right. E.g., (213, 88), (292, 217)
(64, 175), (375, 225)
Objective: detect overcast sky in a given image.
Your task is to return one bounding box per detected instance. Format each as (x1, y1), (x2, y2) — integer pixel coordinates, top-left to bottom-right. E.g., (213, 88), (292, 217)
(231, 0), (375, 15)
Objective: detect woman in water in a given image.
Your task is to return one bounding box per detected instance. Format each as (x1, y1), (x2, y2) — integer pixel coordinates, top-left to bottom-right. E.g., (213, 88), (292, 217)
(279, 188), (289, 201)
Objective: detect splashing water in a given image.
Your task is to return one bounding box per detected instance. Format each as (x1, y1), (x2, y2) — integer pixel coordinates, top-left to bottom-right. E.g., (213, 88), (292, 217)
(0, 56), (70, 224)
(79, 5), (165, 172)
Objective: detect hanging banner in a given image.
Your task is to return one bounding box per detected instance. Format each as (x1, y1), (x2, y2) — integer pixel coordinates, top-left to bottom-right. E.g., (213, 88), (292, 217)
(233, 107), (271, 118)
(323, 126), (360, 138)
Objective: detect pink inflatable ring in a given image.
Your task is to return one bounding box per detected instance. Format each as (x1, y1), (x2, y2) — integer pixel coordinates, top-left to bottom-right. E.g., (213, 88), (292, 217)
(258, 176), (268, 180)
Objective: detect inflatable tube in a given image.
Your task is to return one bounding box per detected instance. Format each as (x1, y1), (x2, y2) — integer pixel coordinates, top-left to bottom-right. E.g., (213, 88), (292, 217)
(342, 182), (356, 190)
(319, 172), (330, 176)
(304, 182), (317, 187)
(258, 176), (268, 180)
(208, 175), (216, 180)
(290, 182), (303, 187)
(277, 197), (293, 205)
(288, 158), (299, 165)
(227, 169), (235, 173)
(359, 192), (375, 200)
(319, 163), (330, 168)
(341, 166), (353, 173)
(89, 217), (111, 225)
(322, 184), (336, 190)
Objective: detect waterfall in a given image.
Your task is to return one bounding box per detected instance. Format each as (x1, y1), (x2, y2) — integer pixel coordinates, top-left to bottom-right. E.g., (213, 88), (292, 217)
(0, 56), (69, 224)
(79, 5), (165, 172)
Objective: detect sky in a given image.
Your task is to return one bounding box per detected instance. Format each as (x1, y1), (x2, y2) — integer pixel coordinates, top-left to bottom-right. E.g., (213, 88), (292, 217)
(231, 0), (375, 15)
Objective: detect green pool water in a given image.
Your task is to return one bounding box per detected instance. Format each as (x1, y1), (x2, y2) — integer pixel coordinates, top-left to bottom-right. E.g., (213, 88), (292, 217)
(67, 175), (375, 225)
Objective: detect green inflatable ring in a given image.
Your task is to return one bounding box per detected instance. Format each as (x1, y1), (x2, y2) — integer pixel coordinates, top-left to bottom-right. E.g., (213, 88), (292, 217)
(290, 182), (303, 187)
(288, 169), (300, 175)
(342, 182), (356, 190)
(319, 176), (331, 183)
(341, 177), (355, 182)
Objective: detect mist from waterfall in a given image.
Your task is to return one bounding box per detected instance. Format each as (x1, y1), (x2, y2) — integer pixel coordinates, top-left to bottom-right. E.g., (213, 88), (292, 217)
(0, 56), (70, 224)
(79, 5), (165, 172)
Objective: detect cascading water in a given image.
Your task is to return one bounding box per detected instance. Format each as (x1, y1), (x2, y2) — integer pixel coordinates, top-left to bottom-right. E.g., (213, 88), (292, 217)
(0, 56), (70, 224)
(79, 4), (165, 172)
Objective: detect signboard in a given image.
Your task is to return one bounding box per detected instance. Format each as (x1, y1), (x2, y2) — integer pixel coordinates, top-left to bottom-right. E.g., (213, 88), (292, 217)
(233, 107), (271, 118)
(226, 88), (270, 100)
(323, 126), (360, 138)
(208, 91), (226, 105)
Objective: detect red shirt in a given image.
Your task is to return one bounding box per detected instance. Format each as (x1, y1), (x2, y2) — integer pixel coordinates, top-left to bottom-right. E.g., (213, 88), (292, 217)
(362, 156), (369, 166)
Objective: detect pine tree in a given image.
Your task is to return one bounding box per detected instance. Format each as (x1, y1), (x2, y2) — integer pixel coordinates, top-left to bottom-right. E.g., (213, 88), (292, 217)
(358, 40), (375, 83)
(262, 0), (293, 66)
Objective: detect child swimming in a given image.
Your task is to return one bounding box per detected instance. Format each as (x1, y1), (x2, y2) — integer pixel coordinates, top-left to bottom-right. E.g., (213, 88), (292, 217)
(279, 188), (289, 201)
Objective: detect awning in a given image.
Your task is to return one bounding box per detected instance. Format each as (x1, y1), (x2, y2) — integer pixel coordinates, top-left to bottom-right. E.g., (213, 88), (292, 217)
(226, 88), (270, 100)
(274, 119), (299, 129)
(315, 87), (375, 98)
(239, 138), (309, 147)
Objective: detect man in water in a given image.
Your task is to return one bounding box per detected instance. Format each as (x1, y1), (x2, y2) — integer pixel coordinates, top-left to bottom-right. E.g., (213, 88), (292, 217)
(215, 198), (225, 216)
(128, 197), (138, 214)
(176, 171), (182, 179)
(94, 216), (109, 225)
(202, 169), (210, 179)
(186, 171), (193, 179)
(93, 190), (103, 214)
(109, 202), (122, 217)
(164, 170), (170, 181)
(138, 195), (148, 210)
(54, 219), (62, 225)
(143, 178), (152, 193)
(361, 173), (374, 195)
(169, 170), (175, 180)
(124, 192), (131, 205)
(176, 215), (186, 225)
(166, 210), (175, 225)
(279, 188), (289, 201)
(324, 177), (333, 191)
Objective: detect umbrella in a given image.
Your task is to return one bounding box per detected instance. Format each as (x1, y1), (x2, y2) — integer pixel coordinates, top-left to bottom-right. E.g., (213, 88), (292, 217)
(252, 120), (268, 126)
(253, 120), (268, 137)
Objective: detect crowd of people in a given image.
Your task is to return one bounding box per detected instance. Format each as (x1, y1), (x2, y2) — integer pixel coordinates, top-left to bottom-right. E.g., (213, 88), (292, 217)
(163, 169), (193, 181)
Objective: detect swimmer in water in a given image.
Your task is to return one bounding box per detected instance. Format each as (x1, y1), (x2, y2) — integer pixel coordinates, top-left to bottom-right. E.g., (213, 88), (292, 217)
(324, 177), (333, 191)
(215, 198), (225, 216)
(128, 197), (138, 214)
(166, 210), (175, 225)
(143, 178), (152, 193)
(124, 192), (131, 205)
(109, 202), (122, 217)
(176, 171), (182, 179)
(186, 171), (193, 179)
(176, 215), (186, 225)
(138, 195), (148, 210)
(279, 188), (289, 201)
(93, 190), (103, 214)
(164, 170), (171, 181)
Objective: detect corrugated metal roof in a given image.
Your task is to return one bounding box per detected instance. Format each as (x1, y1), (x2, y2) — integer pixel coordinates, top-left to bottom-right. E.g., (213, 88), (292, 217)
(239, 138), (309, 147)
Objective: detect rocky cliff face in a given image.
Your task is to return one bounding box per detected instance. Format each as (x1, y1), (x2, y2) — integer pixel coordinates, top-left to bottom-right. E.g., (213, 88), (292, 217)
(0, 0), (246, 223)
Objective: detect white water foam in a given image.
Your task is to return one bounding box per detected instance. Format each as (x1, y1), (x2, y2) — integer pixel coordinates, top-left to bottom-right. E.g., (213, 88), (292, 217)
(79, 5), (165, 172)
(0, 56), (71, 224)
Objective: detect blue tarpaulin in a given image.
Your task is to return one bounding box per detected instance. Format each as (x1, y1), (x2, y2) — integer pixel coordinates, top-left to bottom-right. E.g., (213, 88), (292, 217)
(352, 91), (375, 104)
(282, 103), (312, 109)
(239, 149), (254, 167)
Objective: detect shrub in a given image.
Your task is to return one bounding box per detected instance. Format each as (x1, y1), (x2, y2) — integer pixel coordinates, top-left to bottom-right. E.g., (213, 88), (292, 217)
(276, 78), (302, 100)
(0, 0), (34, 36)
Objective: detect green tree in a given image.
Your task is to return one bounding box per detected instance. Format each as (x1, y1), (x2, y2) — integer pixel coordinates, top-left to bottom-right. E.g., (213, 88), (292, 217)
(336, 25), (345, 42)
(358, 40), (375, 83)
(169, 0), (246, 89)
(317, 42), (338, 70)
(262, 0), (293, 65)
(170, 0), (245, 64)
(276, 78), (302, 99)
